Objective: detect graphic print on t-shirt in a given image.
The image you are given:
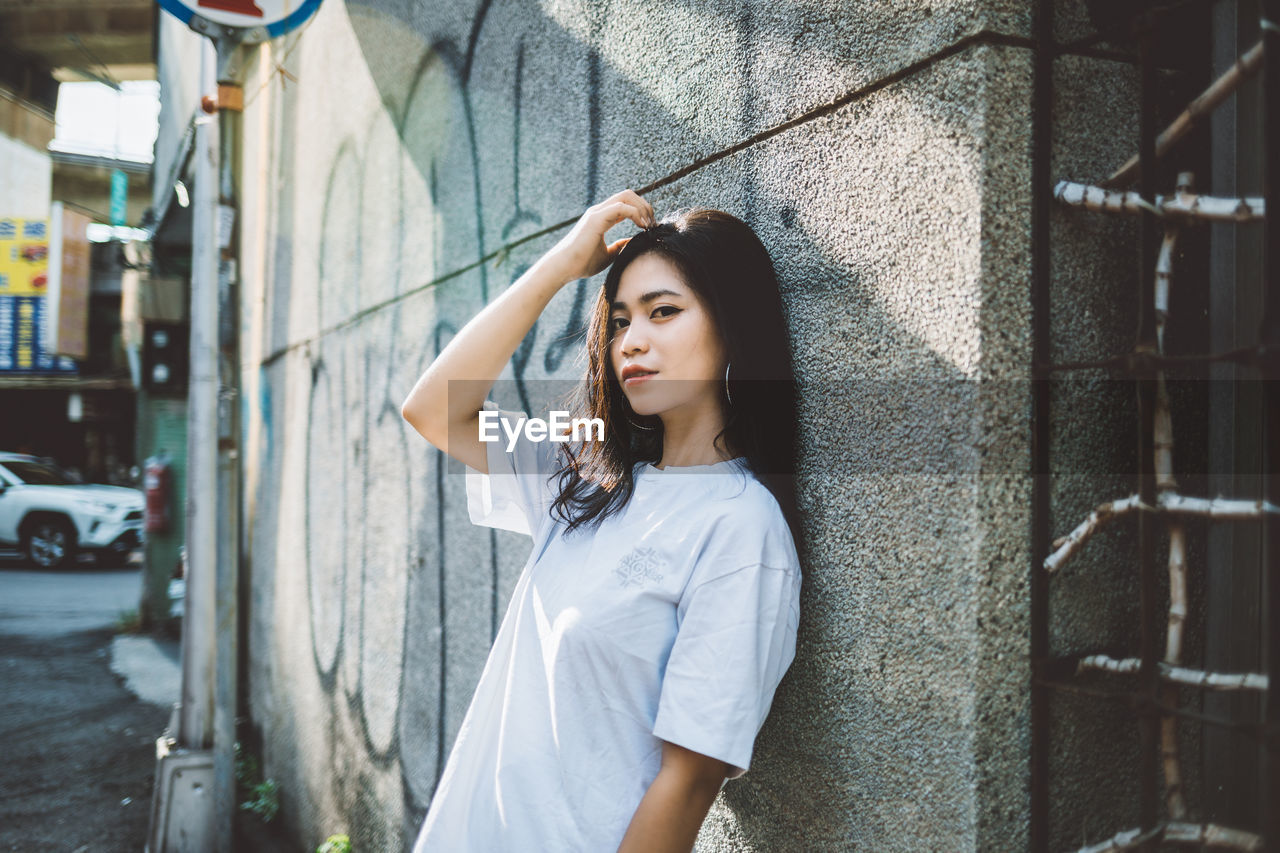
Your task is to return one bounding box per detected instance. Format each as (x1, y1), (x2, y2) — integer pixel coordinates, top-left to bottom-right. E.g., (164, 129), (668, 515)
(613, 545), (668, 588)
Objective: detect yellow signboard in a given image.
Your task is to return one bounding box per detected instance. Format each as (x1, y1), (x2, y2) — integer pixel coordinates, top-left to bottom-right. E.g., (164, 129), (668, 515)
(0, 216), (77, 373)
(0, 217), (50, 296)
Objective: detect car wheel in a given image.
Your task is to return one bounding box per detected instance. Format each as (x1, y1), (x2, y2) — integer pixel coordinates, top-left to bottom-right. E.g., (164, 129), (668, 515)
(23, 519), (78, 570)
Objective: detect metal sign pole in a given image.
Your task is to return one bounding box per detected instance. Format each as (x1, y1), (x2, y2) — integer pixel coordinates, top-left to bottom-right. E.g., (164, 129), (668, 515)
(179, 34), (218, 758)
(151, 28), (246, 853)
(180, 29), (243, 849)
(149, 3), (323, 849)
(211, 33), (242, 853)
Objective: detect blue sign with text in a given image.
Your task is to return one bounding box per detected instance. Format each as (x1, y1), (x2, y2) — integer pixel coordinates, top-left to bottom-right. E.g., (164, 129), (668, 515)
(0, 295), (79, 374)
(110, 169), (128, 226)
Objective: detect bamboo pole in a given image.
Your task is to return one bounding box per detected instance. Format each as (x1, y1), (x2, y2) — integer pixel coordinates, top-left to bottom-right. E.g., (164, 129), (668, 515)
(1044, 495), (1145, 572)
(1076, 655), (1269, 691)
(1073, 821), (1264, 853)
(1102, 40), (1264, 188)
(1043, 34), (1278, 842)
(1054, 180), (1265, 223)
(1157, 493), (1280, 517)
(1154, 227), (1178, 357)
(1151, 179), (1186, 817)
(1044, 493), (1280, 573)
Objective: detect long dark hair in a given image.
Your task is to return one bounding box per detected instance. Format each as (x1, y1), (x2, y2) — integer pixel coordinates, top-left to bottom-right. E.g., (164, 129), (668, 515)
(545, 207), (802, 548)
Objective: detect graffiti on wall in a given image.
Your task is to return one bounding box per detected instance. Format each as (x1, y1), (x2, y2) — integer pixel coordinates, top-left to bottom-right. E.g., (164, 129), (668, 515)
(244, 1), (797, 843)
(284, 3), (630, 838)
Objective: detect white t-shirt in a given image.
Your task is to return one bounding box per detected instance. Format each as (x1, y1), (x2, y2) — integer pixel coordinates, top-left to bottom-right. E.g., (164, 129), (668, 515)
(412, 400), (802, 852)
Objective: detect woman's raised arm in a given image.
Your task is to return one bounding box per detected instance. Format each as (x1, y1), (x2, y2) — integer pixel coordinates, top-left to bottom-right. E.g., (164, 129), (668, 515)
(400, 189), (655, 474)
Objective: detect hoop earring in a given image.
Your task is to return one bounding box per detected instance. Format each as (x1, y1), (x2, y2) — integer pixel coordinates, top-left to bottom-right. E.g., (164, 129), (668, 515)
(724, 361), (733, 406)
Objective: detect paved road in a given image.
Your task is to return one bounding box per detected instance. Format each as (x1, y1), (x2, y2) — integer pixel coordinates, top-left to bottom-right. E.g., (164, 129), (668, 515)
(0, 556), (169, 852)
(0, 628), (169, 852)
(0, 555), (144, 636)
(0, 556), (294, 852)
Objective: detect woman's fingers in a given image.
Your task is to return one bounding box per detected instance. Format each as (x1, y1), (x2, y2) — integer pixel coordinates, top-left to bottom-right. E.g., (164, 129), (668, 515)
(615, 189), (655, 225)
(542, 191), (654, 281)
(597, 189), (655, 227)
(597, 200), (649, 231)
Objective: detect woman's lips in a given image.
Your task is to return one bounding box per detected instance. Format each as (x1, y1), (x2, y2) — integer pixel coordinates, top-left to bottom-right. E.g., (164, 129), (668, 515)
(623, 371), (657, 386)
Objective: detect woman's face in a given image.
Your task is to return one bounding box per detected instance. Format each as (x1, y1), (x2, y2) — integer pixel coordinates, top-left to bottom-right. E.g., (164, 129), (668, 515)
(608, 252), (727, 419)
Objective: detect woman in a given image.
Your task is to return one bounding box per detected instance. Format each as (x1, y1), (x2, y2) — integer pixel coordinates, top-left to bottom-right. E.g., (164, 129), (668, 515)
(402, 189), (803, 852)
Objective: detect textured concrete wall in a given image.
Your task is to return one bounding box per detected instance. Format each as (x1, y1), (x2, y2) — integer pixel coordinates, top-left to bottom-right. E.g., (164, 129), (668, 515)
(205, 0), (1175, 849)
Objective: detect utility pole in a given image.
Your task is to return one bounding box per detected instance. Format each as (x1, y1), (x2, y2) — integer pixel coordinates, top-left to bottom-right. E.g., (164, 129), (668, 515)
(147, 33), (241, 852)
(147, 3), (323, 849)
(147, 28), (244, 853)
(180, 33), (219, 761)
(212, 38), (243, 852)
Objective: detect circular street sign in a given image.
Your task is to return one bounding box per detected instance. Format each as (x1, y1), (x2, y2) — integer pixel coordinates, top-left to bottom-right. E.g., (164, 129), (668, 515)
(157, 0), (323, 41)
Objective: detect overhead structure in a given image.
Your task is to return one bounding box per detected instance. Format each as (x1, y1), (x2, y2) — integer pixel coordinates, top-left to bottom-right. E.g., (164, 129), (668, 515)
(0, 0), (156, 85)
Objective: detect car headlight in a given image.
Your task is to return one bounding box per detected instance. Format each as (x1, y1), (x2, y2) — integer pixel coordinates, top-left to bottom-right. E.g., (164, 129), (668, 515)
(76, 499), (117, 515)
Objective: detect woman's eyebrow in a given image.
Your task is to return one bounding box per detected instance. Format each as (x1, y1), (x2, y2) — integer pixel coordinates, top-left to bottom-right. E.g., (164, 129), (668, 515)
(611, 289), (682, 311)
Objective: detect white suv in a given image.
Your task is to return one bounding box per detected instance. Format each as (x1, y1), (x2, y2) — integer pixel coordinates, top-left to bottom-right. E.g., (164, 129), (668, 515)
(0, 453), (146, 570)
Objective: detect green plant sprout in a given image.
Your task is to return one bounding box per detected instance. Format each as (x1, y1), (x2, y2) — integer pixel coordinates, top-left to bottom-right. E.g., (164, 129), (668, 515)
(317, 834), (352, 853)
(239, 778), (280, 822)
(234, 740), (279, 822)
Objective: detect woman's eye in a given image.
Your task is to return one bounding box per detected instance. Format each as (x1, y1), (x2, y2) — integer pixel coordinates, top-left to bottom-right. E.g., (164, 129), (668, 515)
(609, 307), (678, 336)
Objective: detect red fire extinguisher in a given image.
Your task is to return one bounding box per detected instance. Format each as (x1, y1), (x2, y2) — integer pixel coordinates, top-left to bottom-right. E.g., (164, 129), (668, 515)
(144, 453), (172, 534)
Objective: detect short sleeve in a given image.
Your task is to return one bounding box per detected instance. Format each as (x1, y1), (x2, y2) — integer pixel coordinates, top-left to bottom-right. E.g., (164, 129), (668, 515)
(652, 555), (801, 781)
(463, 399), (563, 537)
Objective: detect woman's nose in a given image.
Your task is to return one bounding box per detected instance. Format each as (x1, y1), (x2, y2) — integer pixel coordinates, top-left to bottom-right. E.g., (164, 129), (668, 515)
(620, 324), (648, 354)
